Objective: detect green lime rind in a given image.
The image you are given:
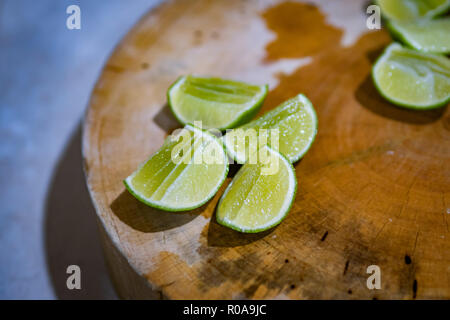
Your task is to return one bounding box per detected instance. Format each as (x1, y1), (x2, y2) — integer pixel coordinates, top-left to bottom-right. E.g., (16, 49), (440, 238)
(124, 124), (229, 212)
(223, 94), (318, 164)
(167, 75), (268, 131)
(375, 0), (450, 21)
(386, 18), (450, 54)
(216, 146), (297, 233)
(287, 97), (317, 164)
(372, 43), (450, 110)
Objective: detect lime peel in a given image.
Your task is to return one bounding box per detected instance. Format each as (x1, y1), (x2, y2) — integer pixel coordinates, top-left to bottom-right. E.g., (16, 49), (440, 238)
(387, 18), (450, 54)
(224, 93), (318, 164)
(167, 75), (268, 130)
(216, 145), (297, 233)
(124, 124), (229, 211)
(376, 0), (450, 21)
(372, 43), (450, 109)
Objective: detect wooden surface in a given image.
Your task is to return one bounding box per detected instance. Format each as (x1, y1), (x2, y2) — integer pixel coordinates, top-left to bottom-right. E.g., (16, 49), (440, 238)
(82, 0), (450, 299)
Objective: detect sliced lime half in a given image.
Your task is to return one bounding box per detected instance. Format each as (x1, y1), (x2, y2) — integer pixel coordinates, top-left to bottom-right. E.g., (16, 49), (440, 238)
(224, 94), (318, 164)
(372, 43), (450, 109)
(124, 124), (228, 211)
(216, 145), (297, 233)
(167, 75), (268, 130)
(376, 0), (450, 21)
(387, 18), (450, 54)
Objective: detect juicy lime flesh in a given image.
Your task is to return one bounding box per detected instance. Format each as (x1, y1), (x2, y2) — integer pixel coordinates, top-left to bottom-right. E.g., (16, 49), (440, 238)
(225, 94), (317, 163)
(217, 147), (296, 232)
(168, 75), (267, 129)
(126, 125), (227, 210)
(389, 18), (450, 54)
(374, 44), (450, 108)
(377, 0), (450, 21)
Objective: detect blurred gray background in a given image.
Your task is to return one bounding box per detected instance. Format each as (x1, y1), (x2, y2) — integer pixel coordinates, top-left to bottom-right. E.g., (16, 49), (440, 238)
(0, 0), (162, 299)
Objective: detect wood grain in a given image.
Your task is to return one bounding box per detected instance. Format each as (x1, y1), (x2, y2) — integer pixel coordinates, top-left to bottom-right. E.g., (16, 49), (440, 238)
(82, 0), (450, 299)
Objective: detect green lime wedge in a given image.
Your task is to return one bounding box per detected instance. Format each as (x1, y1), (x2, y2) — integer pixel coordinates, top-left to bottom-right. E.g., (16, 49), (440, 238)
(372, 43), (450, 109)
(124, 124), (228, 211)
(167, 75), (268, 130)
(216, 145), (297, 233)
(387, 18), (450, 54)
(223, 94), (318, 164)
(376, 0), (450, 21)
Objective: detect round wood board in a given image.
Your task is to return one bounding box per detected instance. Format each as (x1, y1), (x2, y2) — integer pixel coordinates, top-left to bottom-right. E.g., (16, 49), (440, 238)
(83, 0), (450, 299)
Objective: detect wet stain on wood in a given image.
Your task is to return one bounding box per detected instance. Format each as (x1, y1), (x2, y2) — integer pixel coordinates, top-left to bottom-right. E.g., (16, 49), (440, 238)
(262, 2), (343, 61)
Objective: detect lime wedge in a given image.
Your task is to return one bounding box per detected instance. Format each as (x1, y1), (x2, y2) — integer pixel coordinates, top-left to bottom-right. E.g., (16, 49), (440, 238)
(387, 18), (450, 54)
(372, 43), (450, 109)
(167, 75), (268, 130)
(376, 0), (450, 21)
(223, 94), (318, 164)
(216, 145), (297, 233)
(124, 124), (228, 211)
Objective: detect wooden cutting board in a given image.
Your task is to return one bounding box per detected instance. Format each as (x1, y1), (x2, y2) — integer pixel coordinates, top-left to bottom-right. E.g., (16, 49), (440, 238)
(82, 0), (450, 299)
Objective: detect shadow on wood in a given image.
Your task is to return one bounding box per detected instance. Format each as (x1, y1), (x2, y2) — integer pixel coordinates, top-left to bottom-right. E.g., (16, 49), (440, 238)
(366, 45), (387, 64)
(44, 123), (117, 299)
(110, 190), (202, 233)
(227, 163), (241, 178)
(152, 103), (180, 135)
(207, 210), (275, 248)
